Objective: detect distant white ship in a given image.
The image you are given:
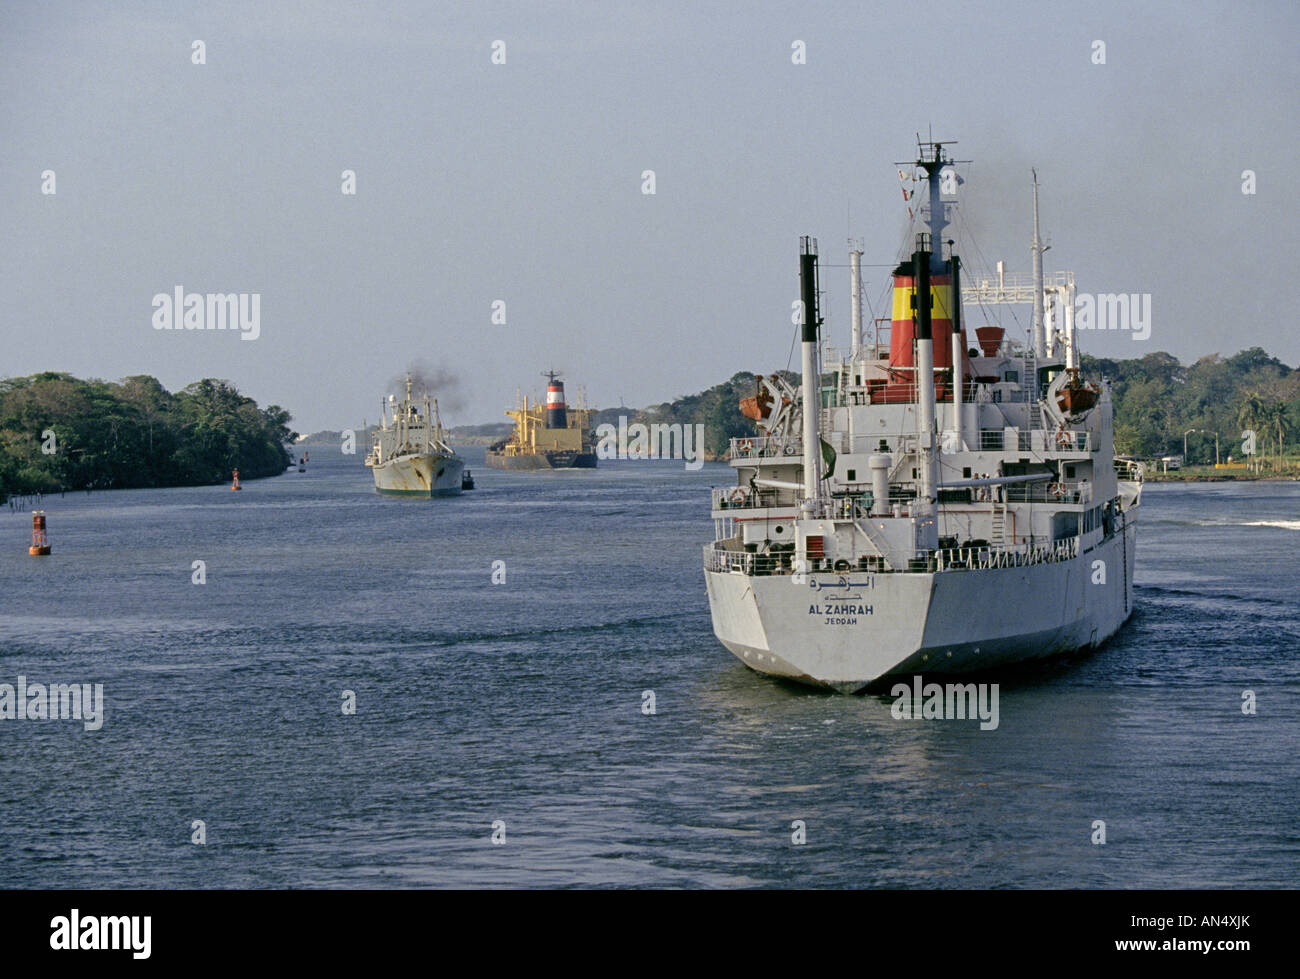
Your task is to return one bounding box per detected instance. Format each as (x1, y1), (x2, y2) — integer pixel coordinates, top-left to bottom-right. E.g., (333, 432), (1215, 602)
(704, 139), (1142, 691)
(365, 374), (464, 497)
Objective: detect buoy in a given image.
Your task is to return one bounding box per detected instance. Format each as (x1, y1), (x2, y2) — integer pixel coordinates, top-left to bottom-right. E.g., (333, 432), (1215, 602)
(231, 468), (242, 491)
(29, 510), (51, 555)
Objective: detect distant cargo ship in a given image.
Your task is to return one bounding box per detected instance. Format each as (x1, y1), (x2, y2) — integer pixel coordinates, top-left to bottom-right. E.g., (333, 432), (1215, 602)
(486, 372), (597, 470)
(365, 374), (464, 496)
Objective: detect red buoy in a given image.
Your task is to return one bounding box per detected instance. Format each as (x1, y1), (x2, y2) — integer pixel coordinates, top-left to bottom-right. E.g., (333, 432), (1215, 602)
(29, 510), (51, 556)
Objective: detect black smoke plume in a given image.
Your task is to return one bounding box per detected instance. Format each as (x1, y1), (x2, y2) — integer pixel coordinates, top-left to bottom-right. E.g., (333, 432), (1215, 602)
(388, 361), (466, 414)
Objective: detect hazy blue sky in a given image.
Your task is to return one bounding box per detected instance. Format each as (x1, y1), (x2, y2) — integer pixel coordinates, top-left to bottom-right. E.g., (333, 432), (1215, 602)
(3, 0), (1296, 432)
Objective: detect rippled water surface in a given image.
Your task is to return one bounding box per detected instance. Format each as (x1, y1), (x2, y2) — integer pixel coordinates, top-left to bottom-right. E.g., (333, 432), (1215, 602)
(1, 451), (1297, 887)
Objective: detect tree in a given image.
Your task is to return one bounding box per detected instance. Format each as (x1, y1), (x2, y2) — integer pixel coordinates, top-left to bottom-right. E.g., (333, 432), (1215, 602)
(1237, 392), (1267, 473)
(1269, 400), (1289, 472)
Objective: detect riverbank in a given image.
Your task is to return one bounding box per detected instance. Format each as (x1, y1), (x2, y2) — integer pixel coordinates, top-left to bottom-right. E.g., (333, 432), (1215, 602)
(0, 373), (295, 496)
(1142, 465), (1299, 482)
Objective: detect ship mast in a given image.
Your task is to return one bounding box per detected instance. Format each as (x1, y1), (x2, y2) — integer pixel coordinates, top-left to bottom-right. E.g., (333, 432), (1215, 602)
(1031, 168), (1046, 358)
(799, 236), (822, 506)
(849, 243), (863, 358)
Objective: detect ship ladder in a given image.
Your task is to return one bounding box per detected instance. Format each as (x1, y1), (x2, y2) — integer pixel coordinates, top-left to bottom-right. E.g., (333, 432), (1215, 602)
(888, 444), (915, 484)
(850, 516), (891, 568)
(991, 501), (1007, 550)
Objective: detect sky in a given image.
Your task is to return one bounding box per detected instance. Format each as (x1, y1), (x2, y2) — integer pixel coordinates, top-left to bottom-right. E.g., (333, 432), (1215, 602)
(2, 0), (1296, 433)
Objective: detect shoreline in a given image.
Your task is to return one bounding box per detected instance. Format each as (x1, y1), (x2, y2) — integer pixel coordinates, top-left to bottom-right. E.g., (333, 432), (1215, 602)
(1143, 471), (1299, 483)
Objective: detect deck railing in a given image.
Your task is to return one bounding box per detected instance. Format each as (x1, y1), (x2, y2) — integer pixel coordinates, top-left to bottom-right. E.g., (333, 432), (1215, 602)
(703, 543), (756, 574)
(705, 534), (1080, 577)
(933, 536), (1078, 571)
(983, 428), (1092, 455)
(1004, 480), (1093, 505)
(728, 435), (802, 460)
(710, 486), (791, 510)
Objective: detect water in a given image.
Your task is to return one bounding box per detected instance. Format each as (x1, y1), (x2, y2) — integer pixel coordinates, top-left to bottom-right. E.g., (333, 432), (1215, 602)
(1, 451), (1297, 888)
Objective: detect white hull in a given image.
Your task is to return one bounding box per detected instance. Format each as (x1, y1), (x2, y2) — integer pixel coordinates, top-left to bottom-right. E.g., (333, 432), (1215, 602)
(371, 453), (463, 497)
(705, 521), (1135, 692)
(705, 143), (1141, 693)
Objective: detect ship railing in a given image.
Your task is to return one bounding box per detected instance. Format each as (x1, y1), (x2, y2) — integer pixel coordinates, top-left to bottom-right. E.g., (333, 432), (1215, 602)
(798, 496), (909, 521)
(703, 543), (755, 575)
(1004, 480), (1092, 505)
(711, 486), (789, 511)
(706, 538), (1080, 577)
(729, 434), (802, 460)
(962, 270), (1074, 302)
(933, 536), (1078, 572)
(1114, 457), (1146, 482)
(1015, 428), (1092, 453)
(980, 427), (1092, 455)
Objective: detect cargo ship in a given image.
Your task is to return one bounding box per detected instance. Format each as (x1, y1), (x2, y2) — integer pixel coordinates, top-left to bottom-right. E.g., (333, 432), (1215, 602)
(364, 374), (464, 496)
(704, 138), (1141, 691)
(485, 372), (597, 470)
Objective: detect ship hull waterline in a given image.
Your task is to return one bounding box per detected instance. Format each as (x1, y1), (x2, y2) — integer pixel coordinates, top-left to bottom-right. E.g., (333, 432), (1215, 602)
(371, 453), (465, 498)
(705, 523), (1135, 693)
(484, 450), (597, 471)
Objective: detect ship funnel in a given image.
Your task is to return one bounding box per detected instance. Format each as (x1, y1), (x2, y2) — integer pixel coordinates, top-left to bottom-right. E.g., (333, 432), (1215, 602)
(544, 371), (567, 429)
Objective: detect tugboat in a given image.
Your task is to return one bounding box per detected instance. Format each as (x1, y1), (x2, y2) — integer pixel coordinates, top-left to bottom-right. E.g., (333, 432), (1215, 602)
(365, 373), (464, 497)
(703, 138), (1141, 691)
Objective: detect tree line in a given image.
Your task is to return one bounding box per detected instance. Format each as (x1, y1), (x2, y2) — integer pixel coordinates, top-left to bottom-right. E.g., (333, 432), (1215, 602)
(1084, 347), (1297, 467)
(623, 348), (1298, 467)
(0, 373), (296, 497)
